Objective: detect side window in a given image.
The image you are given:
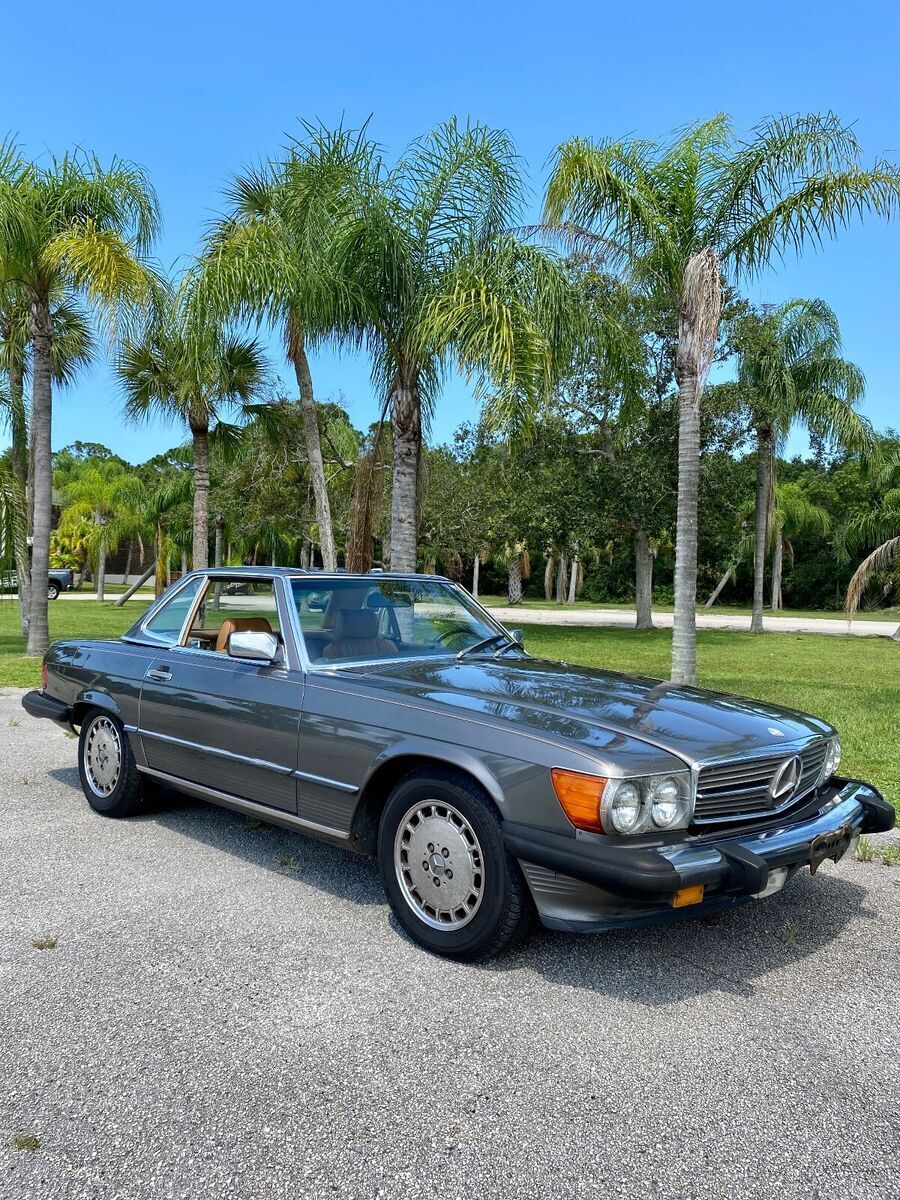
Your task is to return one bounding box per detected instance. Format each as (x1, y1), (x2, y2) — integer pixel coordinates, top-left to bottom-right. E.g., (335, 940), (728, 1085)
(142, 578), (204, 646)
(185, 579), (281, 653)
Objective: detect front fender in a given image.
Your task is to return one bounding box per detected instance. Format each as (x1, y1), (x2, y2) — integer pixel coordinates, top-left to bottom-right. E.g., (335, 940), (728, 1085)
(360, 737), (507, 809)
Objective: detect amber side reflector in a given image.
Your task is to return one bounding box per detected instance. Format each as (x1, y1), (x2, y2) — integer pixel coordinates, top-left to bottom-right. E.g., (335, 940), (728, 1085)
(671, 884), (705, 908)
(551, 768), (609, 833)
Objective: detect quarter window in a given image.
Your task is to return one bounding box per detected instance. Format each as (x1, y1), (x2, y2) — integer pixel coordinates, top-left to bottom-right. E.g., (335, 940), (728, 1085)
(141, 577), (204, 646)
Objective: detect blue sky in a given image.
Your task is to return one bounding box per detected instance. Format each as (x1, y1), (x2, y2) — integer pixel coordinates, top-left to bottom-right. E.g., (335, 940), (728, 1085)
(2, 0), (898, 461)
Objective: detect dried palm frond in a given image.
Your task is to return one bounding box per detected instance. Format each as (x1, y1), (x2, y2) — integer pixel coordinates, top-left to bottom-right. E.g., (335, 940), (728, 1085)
(845, 536), (900, 617)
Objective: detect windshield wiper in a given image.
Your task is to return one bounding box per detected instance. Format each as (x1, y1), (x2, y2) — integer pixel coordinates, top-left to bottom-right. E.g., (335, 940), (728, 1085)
(455, 633), (507, 662)
(492, 637), (525, 658)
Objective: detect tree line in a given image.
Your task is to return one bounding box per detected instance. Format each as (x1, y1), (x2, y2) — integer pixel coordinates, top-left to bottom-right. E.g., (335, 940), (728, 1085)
(2, 112), (900, 680)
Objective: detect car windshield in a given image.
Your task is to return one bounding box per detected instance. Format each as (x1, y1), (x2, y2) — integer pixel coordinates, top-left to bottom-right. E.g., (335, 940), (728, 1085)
(289, 577), (512, 666)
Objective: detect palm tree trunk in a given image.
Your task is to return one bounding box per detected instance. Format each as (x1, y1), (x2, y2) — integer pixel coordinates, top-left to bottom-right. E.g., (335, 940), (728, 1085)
(508, 558), (523, 605)
(212, 513), (224, 610)
(705, 564), (733, 608)
(116, 562), (156, 606)
(544, 555), (554, 601)
(123, 539), (133, 586)
(191, 425), (210, 570)
(288, 321), (336, 571)
(26, 295), (53, 657)
(472, 553), (480, 598)
(750, 427), (772, 633)
(181, 549), (188, 576)
(671, 368), (701, 685)
(567, 551), (579, 606)
(9, 355), (30, 636)
(771, 528), (784, 611)
(555, 552), (567, 604)
(389, 375), (421, 573)
(97, 534), (107, 603)
(635, 528), (654, 630)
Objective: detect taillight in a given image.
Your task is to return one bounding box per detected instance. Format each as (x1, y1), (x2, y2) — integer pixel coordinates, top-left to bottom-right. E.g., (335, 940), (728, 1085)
(41, 662), (47, 691)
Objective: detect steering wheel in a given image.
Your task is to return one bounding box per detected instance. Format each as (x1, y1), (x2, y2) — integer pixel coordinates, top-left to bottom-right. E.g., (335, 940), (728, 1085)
(434, 624), (475, 647)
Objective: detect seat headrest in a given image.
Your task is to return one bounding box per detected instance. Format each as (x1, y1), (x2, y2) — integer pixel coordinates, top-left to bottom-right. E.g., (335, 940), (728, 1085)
(334, 608), (379, 640)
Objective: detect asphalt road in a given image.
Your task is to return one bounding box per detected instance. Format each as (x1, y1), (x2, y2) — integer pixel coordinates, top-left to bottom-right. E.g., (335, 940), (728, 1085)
(1, 687), (898, 1200)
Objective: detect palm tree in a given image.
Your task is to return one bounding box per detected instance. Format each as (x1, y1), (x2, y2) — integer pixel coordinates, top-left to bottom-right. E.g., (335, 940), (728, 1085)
(337, 118), (580, 572)
(0, 144), (159, 655)
(544, 113), (900, 683)
(0, 285), (94, 631)
(118, 294), (268, 570)
(57, 460), (145, 601)
(733, 299), (870, 631)
(190, 128), (373, 571)
(769, 482), (830, 610)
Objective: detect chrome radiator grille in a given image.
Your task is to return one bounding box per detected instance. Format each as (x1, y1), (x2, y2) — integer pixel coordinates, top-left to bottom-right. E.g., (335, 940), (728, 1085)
(694, 739), (828, 824)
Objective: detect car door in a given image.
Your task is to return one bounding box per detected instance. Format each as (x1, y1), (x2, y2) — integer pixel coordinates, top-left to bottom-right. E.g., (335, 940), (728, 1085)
(137, 574), (303, 813)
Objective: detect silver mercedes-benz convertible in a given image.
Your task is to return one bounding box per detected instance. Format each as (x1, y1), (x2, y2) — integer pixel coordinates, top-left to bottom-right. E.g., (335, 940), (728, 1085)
(23, 568), (894, 960)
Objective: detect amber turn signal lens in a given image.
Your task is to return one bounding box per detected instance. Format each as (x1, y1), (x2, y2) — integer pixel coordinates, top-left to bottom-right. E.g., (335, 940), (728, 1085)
(671, 884), (705, 908)
(551, 768), (609, 833)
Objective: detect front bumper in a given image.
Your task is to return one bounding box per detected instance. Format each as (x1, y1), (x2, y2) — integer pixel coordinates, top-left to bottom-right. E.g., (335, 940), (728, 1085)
(22, 690), (74, 728)
(503, 778), (895, 931)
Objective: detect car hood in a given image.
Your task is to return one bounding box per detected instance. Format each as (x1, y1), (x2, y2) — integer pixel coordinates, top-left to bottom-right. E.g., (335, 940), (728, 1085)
(349, 655), (831, 764)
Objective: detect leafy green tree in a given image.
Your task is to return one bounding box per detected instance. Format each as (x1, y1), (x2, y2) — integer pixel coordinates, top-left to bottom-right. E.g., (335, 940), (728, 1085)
(769, 482), (831, 610)
(732, 299), (870, 630)
(544, 112), (900, 682)
(841, 449), (900, 633)
(0, 144), (159, 654)
(118, 291), (269, 570)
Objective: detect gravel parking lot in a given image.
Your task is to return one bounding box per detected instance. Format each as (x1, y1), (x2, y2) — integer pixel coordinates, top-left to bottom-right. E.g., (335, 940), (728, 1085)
(1, 686), (898, 1200)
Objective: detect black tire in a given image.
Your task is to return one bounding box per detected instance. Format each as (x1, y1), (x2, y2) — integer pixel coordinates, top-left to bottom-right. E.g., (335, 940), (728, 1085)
(47, 583), (60, 600)
(77, 708), (144, 817)
(378, 767), (532, 961)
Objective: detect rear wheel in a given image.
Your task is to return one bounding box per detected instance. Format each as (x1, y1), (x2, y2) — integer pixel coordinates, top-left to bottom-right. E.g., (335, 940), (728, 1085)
(378, 767), (532, 961)
(47, 582), (60, 600)
(77, 709), (144, 817)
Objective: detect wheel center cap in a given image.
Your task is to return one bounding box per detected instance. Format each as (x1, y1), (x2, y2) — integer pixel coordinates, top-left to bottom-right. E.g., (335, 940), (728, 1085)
(430, 853), (446, 875)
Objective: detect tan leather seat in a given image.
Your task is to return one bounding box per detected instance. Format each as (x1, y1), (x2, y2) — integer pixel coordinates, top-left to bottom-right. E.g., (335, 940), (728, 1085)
(215, 616), (274, 654)
(322, 609), (398, 661)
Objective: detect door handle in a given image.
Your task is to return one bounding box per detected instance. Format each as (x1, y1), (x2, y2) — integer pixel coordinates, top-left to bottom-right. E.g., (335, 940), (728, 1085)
(146, 667), (172, 682)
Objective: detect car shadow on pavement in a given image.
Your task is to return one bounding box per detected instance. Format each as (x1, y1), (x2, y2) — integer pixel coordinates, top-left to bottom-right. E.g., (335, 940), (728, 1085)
(485, 869), (878, 1004)
(47, 766), (879, 1003)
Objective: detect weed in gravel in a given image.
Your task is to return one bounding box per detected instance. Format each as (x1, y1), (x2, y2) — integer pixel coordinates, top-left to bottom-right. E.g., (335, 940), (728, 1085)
(63, 730), (77, 740)
(856, 836), (876, 862)
(21, 776), (30, 785)
(856, 836), (900, 865)
(32, 936), (58, 950)
(12, 1134), (40, 1152)
(8, 716), (20, 727)
(276, 854), (302, 873)
(244, 819), (267, 832)
(783, 921), (800, 946)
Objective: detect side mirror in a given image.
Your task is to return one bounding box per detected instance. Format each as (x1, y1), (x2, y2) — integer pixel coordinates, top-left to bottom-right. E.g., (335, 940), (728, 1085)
(510, 627), (525, 648)
(227, 630), (280, 663)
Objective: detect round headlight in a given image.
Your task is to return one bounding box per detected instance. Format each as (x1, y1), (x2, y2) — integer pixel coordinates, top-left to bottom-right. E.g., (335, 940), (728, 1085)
(608, 781), (643, 834)
(824, 737), (842, 780)
(651, 776), (682, 828)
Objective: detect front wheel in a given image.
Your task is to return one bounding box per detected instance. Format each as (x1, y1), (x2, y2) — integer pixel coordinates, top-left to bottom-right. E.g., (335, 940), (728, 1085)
(378, 768), (532, 961)
(47, 582), (60, 600)
(77, 709), (144, 817)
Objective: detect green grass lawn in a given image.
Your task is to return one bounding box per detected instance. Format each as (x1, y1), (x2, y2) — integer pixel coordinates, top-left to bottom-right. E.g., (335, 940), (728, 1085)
(2, 597), (897, 813)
